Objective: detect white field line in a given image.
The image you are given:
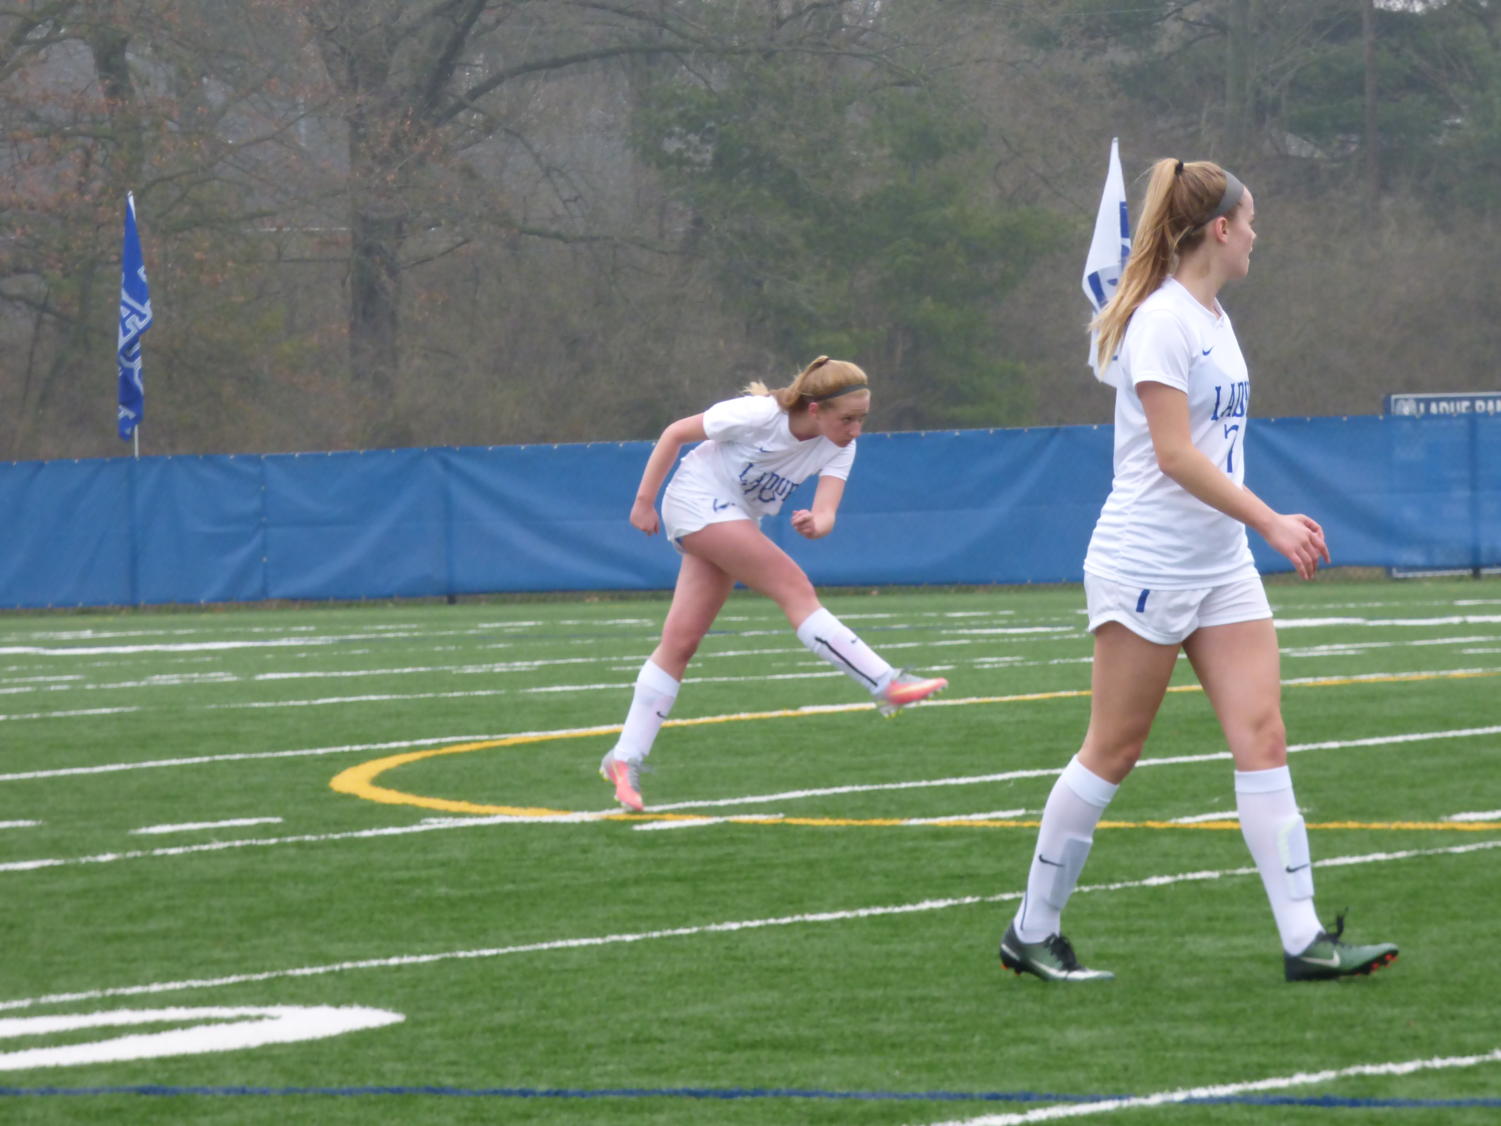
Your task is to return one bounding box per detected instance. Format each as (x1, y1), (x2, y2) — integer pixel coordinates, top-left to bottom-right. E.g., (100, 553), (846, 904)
(1281, 633), (1501, 657)
(0, 609), (1488, 660)
(145, 664), (1501, 708)
(643, 769), (1064, 812)
(6, 721), (1494, 873)
(632, 815), (784, 832)
(1447, 810), (1501, 822)
(0, 637), (363, 656)
(1, 838), (1495, 1016)
(3, 613), (1495, 700)
(0, 707), (140, 723)
(0, 612), (1029, 664)
(0, 621), (662, 654)
(525, 670), (848, 694)
(0, 1005), (404, 1072)
(202, 689), (520, 710)
(0, 610), (1006, 649)
(0, 821), (42, 830)
(5, 602), (1486, 652)
(3, 710), (1498, 807)
(0, 734), (516, 782)
(899, 809), (1029, 825)
(918, 1048), (1501, 1126)
(640, 722), (1501, 813)
(259, 664), (1501, 705)
(0, 639), (1004, 698)
(0, 717), (1491, 875)
(1276, 614), (1501, 628)
(130, 818), (284, 836)
(0, 813), (620, 874)
(0, 607), (1489, 670)
(530, 659), (1501, 698)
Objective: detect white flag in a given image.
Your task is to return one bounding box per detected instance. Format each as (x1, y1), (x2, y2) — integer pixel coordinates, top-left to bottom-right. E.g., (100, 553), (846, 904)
(1083, 137), (1130, 387)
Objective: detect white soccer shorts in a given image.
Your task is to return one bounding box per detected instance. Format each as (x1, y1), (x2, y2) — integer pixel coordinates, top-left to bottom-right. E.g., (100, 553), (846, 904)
(1084, 573), (1271, 646)
(659, 478), (757, 550)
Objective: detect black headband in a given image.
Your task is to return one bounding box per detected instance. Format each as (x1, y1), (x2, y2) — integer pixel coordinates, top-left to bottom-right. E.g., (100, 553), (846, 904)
(810, 383), (867, 404)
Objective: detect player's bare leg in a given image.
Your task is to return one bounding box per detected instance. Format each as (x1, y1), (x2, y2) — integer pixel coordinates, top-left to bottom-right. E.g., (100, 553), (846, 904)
(679, 520), (945, 708)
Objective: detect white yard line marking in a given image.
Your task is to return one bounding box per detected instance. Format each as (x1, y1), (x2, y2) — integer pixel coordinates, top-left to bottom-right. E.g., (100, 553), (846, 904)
(3, 714), (1498, 822)
(205, 690), (521, 710)
(130, 818), (284, 836)
(0, 821), (42, 830)
(901, 809), (1029, 825)
(917, 1048), (1501, 1126)
(0, 707), (140, 723)
(2, 641), (1494, 711)
(643, 722), (1501, 812)
(0, 734), (511, 781)
(1281, 633), (1501, 657)
(632, 815), (784, 832)
(2, 839), (1494, 1015)
(642, 768), (1064, 812)
(0, 818), (549, 874)
(1447, 811), (1501, 822)
(1276, 614), (1501, 628)
(0, 1005), (403, 1071)
(0, 638), (354, 657)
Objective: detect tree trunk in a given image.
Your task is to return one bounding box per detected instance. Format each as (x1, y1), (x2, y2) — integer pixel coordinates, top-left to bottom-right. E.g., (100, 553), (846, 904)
(1223, 0), (1254, 162)
(1362, 0), (1379, 215)
(347, 208), (406, 444)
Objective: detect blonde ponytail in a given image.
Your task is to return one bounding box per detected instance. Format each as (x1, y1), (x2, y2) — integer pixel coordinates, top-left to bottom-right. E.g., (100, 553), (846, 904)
(1093, 158), (1241, 368)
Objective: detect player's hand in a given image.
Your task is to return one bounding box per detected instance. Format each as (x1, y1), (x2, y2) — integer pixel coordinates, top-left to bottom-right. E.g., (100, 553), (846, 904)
(790, 508), (829, 539)
(630, 497), (659, 536)
(1263, 512), (1329, 580)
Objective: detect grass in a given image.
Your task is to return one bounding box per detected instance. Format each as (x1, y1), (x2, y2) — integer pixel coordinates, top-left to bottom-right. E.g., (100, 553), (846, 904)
(0, 576), (1498, 1124)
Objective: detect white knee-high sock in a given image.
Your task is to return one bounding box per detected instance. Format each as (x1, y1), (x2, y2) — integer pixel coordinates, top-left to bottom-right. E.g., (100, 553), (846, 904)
(1236, 765), (1323, 954)
(795, 607), (894, 694)
(611, 659), (680, 765)
(1013, 755), (1118, 942)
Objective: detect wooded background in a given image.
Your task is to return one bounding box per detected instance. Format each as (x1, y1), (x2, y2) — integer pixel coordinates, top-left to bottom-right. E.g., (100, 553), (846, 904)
(4, 1), (1498, 460)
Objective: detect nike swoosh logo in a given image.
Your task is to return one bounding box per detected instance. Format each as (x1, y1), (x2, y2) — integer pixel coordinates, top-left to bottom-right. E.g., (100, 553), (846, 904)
(655, 710), (669, 719)
(712, 500), (733, 511)
(1201, 347), (1214, 356)
(1037, 855), (1063, 867)
(1001, 941), (1100, 981)
(1295, 953), (1342, 968)
(1285, 863), (1310, 873)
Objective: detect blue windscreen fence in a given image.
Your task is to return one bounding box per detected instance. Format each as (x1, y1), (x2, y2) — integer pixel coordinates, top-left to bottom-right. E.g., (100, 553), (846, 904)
(1, 414), (1495, 609)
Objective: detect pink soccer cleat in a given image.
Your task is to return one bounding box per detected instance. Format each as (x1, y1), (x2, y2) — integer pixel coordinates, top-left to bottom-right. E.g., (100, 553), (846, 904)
(599, 751), (644, 811)
(878, 670), (948, 717)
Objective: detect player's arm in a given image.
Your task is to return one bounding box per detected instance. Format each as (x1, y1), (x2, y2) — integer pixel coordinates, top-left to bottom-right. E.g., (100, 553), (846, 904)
(1138, 381), (1329, 579)
(630, 413), (707, 536)
(790, 474), (845, 540)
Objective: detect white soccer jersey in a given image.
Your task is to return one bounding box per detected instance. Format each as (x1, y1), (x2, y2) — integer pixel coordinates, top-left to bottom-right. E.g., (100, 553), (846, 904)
(670, 394), (855, 518)
(1084, 277), (1258, 590)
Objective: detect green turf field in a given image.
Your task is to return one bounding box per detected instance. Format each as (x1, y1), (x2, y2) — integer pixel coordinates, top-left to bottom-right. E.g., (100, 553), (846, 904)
(1, 577), (1498, 1124)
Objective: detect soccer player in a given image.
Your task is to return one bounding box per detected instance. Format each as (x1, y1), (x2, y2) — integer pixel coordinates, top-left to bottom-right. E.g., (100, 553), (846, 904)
(998, 159), (1398, 983)
(598, 356), (947, 812)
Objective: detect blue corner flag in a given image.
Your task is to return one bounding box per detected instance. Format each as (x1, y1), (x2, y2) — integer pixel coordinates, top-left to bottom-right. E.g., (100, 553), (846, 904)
(1083, 137), (1130, 387)
(117, 192), (152, 442)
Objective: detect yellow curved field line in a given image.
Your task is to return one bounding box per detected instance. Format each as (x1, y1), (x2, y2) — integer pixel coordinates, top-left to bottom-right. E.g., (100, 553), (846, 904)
(329, 669), (1501, 831)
